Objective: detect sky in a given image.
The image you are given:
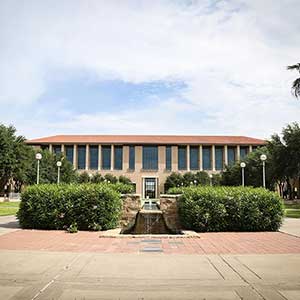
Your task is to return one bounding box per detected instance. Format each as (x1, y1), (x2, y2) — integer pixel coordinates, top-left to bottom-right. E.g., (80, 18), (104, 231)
(0, 0), (299, 140)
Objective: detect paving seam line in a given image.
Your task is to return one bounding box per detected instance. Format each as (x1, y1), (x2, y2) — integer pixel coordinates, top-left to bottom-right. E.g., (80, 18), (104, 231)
(279, 230), (300, 239)
(30, 253), (83, 300)
(218, 254), (266, 300)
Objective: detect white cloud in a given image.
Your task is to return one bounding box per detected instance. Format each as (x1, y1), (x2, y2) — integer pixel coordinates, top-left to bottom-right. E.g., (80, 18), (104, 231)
(0, 0), (300, 138)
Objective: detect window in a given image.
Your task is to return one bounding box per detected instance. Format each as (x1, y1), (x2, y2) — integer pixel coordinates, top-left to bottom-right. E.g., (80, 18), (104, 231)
(53, 145), (61, 155)
(77, 145), (86, 170)
(252, 146), (258, 151)
(178, 146), (187, 170)
(102, 146), (111, 170)
(89, 145), (98, 170)
(65, 145), (74, 165)
(166, 146), (172, 170)
(227, 146), (236, 166)
(142, 146), (158, 170)
(129, 146), (135, 170)
(190, 146), (199, 170)
(240, 146), (249, 160)
(41, 145), (49, 151)
(202, 146), (212, 170)
(215, 146), (224, 170)
(114, 146), (123, 170)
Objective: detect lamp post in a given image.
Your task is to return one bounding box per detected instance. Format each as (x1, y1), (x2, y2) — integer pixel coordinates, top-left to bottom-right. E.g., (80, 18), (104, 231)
(209, 174), (213, 186)
(56, 161), (62, 184)
(260, 154), (267, 188)
(240, 162), (246, 187)
(35, 153), (42, 184)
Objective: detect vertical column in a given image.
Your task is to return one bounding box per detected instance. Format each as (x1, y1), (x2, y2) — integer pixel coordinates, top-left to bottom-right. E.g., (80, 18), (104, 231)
(212, 145), (216, 171)
(199, 145), (203, 171)
(49, 144), (53, 153)
(172, 146), (178, 171)
(98, 145), (101, 170)
(61, 144), (65, 157)
(237, 145), (240, 161)
(85, 144), (89, 170)
(111, 145), (114, 170)
(187, 145), (190, 171)
(159, 146), (165, 172)
(123, 146), (129, 170)
(224, 145), (228, 167)
(73, 144), (77, 169)
(249, 145), (253, 152)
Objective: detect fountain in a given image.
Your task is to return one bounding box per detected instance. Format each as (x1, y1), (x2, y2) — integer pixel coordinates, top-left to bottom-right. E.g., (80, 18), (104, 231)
(121, 200), (175, 234)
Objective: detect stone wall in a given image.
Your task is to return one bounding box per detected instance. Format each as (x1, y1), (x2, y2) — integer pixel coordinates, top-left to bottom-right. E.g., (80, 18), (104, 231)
(120, 194), (141, 228)
(159, 194), (181, 233)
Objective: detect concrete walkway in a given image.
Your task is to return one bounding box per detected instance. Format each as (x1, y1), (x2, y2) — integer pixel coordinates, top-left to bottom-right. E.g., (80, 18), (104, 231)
(1, 250), (300, 299)
(0, 215), (19, 236)
(0, 217), (300, 299)
(280, 218), (300, 237)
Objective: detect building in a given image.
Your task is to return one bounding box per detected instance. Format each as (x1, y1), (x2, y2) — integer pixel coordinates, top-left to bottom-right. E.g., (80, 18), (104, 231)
(27, 135), (266, 198)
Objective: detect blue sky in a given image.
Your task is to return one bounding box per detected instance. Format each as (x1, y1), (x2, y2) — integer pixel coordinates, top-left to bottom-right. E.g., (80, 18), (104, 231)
(0, 0), (300, 139)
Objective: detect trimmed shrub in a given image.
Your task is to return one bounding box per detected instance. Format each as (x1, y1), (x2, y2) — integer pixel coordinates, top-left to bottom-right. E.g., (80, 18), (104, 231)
(175, 186), (284, 232)
(17, 183), (122, 231)
(108, 182), (134, 194)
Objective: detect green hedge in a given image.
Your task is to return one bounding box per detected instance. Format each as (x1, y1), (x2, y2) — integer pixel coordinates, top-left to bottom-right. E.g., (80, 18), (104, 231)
(17, 184), (122, 231)
(172, 186), (284, 232)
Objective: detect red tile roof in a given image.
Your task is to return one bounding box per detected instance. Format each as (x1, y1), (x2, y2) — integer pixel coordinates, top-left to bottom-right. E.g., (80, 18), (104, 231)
(26, 135), (266, 145)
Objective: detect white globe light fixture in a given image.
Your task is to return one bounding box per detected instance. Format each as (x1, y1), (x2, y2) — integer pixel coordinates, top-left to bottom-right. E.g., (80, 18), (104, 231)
(35, 153), (42, 184)
(56, 161), (62, 184)
(240, 162), (246, 187)
(260, 154), (267, 188)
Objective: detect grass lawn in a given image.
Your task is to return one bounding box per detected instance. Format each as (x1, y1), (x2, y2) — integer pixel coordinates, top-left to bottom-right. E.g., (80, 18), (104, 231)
(284, 203), (300, 218)
(0, 201), (20, 216)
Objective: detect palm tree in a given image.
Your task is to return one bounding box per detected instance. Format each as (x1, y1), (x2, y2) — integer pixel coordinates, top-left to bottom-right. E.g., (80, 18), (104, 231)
(287, 63), (300, 98)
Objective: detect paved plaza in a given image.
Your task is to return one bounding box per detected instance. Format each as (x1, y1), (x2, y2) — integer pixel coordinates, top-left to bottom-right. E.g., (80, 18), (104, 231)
(0, 216), (300, 299)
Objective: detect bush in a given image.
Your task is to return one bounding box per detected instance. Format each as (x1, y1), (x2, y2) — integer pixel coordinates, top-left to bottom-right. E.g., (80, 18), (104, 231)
(17, 183), (122, 231)
(176, 186), (284, 232)
(108, 182), (134, 194)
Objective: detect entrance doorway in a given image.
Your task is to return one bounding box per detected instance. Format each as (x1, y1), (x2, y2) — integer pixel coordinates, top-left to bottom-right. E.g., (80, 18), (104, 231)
(144, 178), (157, 199)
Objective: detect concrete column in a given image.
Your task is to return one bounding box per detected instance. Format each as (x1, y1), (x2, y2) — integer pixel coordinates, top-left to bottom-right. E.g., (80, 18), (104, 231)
(123, 146), (129, 170)
(224, 145), (228, 167)
(111, 145), (114, 170)
(199, 145), (203, 171)
(249, 145), (253, 152)
(98, 145), (101, 170)
(172, 146), (178, 171)
(237, 145), (240, 161)
(61, 144), (65, 155)
(187, 145), (190, 171)
(212, 145), (216, 171)
(49, 144), (53, 153)
(136, 146), (142, 171)
(73, 144), (77, 169)
(159, 146), (165, 172)
(85, 144), (89, 170)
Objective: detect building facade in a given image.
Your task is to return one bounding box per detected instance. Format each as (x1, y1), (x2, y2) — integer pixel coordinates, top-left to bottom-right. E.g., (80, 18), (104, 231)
(27, 135), (266, 198)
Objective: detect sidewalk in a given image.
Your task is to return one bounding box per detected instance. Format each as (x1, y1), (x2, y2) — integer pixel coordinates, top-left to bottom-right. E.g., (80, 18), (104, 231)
(280, 218), (300, 237)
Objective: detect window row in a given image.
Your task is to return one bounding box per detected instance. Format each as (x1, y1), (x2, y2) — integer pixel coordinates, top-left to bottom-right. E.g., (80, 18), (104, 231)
(50, 144), (256, 171)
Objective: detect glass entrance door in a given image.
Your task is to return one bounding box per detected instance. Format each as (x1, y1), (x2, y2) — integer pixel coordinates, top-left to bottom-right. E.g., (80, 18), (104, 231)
(144, 178), (156, 199)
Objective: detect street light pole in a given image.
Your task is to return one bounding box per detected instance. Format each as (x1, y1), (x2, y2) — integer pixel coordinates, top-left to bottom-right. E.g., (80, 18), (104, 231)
(260, 154), (267, 188)
(57, 161), (62, 184)
(240, 162), (246, 187)
(209, 174), (213, 186)
(35, 153), (42, 184)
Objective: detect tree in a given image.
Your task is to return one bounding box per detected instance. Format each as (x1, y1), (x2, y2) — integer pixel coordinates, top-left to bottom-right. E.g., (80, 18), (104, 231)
(118, 175), (132, 185)
(287, 63), (300, 98)
(0, 124), (33, 192)
(221, 146), (275, 189)
(25, 149), (77, 185)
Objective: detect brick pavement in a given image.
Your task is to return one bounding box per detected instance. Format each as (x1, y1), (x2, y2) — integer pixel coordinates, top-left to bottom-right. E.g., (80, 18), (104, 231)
(0, 229), (299, 254)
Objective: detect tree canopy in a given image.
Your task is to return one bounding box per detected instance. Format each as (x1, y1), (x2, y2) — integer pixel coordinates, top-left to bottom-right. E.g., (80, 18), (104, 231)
(287, 63), (300, 98)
